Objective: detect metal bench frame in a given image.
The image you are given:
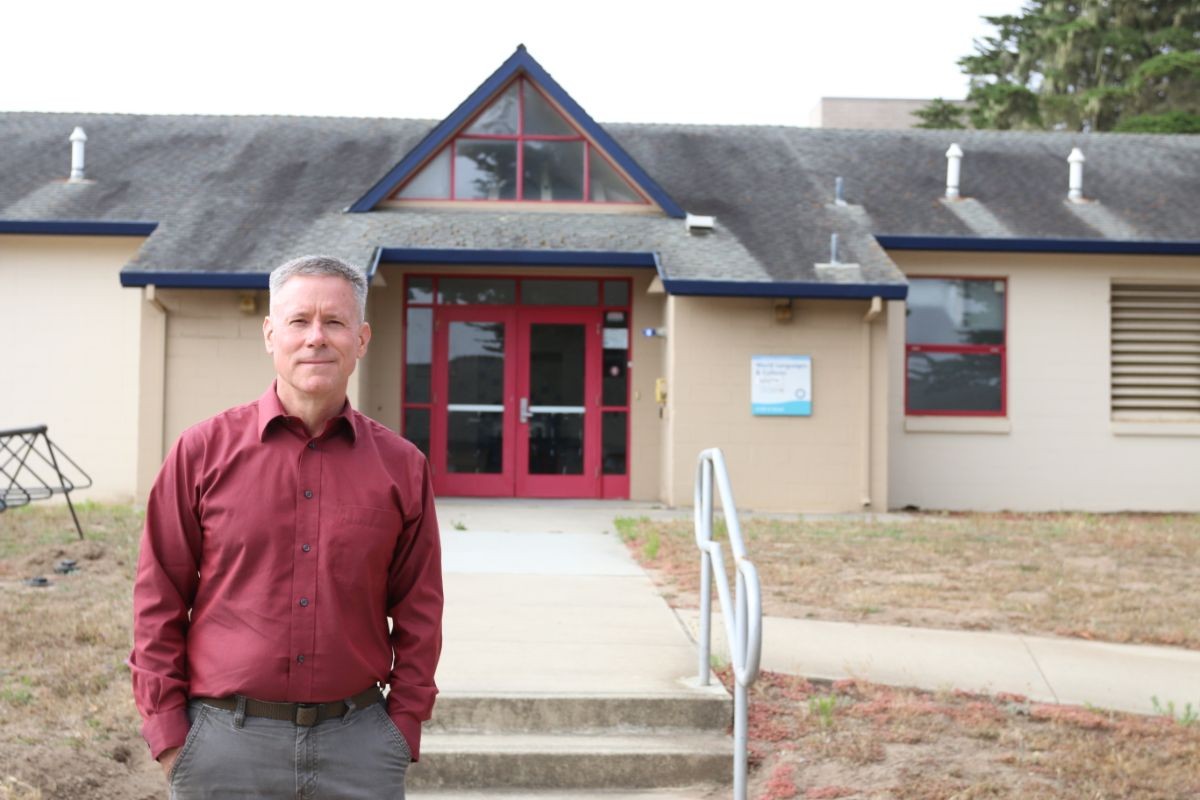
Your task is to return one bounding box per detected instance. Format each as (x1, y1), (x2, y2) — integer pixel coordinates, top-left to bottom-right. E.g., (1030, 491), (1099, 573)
(0, 425), (92, 538)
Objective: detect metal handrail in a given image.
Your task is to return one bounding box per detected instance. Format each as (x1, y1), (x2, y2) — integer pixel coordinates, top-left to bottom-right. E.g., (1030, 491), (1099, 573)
(694, 448), (762, 800)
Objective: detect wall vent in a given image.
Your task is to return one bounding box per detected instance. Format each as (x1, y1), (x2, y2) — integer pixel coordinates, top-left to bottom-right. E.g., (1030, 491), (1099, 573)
(1111, 282), (1200, 416)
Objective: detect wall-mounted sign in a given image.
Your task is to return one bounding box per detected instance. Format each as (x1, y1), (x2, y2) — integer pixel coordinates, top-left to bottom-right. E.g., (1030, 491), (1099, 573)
(603, 328), (629, 350)
(751, 355), (812, 416)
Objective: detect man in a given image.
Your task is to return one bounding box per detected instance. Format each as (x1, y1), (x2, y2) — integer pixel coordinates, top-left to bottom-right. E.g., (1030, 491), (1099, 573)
(129, 255), (442, 798)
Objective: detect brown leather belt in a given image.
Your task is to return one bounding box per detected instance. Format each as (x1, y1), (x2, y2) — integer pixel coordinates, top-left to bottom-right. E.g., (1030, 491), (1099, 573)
(195, 686), (383, 727)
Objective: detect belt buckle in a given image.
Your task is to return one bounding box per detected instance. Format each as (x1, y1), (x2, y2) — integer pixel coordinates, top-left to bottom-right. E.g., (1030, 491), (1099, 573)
(295, 704), (319, 727)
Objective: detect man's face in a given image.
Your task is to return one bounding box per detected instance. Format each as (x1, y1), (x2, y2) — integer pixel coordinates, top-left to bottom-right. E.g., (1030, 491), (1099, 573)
(263, 274), (371, 403)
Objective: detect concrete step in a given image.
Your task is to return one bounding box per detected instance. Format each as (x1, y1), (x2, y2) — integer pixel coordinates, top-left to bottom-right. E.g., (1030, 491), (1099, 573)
(428, 692), (731, 734)
(408, 731), (732, 791)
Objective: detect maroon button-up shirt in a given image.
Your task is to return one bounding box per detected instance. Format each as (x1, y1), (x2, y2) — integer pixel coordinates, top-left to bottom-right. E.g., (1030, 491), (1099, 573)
(129, 384), (442, 761)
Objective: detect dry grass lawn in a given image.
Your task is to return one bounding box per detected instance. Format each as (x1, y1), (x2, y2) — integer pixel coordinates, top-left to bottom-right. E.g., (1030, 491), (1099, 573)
(730, 668), (1200, 800)
(616, 512), (1200, 649)
(0, 504), (162, 800)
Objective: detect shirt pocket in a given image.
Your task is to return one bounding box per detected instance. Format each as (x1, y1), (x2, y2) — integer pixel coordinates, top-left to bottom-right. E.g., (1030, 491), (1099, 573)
(329, 504), (404, 585)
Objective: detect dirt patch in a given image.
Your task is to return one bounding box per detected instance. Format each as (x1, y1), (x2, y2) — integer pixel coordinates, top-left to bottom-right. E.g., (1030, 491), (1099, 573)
(729, 668), (1200, 799)
(0, 504), (164, 800)
(615, 512), (1200, 649)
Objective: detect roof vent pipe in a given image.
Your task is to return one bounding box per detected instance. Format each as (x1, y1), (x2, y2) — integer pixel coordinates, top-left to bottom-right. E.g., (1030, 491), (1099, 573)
(834, 176), (846, 206)
(945, 143), (963, 199)
(830, 233), (840, 265)
(69, 127), (87, 182)
(1067, 147), (1085, 202)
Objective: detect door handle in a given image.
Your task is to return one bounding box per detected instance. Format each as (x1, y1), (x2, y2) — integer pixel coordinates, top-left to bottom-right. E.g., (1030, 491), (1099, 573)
(520, 397), (530, 424)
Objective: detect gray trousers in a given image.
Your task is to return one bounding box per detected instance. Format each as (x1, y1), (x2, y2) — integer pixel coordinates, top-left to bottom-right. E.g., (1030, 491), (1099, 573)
(168, 699), (410, 799)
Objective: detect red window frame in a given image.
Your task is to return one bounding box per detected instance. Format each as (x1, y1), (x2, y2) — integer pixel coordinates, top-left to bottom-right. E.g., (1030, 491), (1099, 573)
(391, 77), (649, 206)
(904, 275), (1007, 417)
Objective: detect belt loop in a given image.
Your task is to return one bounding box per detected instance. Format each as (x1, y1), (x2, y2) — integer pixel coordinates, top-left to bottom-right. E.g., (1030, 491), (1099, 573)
(342, 695), (358, 724)
(234, 696), (247, 729)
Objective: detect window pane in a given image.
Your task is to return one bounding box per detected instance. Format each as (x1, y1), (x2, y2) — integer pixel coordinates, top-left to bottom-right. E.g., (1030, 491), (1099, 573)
(530, 324), (585, 406)
(440, 278), (515, 305)
(403, 408), (430, 457)
(528, 414), (583, 474)
(522, 280), (598, 306)
(465, 83), (518, 135)
(908, 352), (1002, 413)
(602, 411), (627, 475)
(449, 322), (506, 405)
(405, 308), (432, 403)
(589, 151), (641, 203)
(907, 279), (1005, 345)
(407, 277), (434, 304)
(397, 147), (450, 199)
(455, 141), (517, 199)
(602, 348), (627, 406)
(523, 141), (584, 201)
(447, 412), (504, 473)
(603, 280), (630, 306)
(523, 84), (575, 136)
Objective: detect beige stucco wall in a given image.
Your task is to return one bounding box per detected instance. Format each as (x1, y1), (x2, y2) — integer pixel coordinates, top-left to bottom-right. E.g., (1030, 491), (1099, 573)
(365, 265), (665, 500)
(887, 251), (1200, 512)
(0, 235), (145, 502)
(156, 288), (277, 476)
(663, 295), (889, 513)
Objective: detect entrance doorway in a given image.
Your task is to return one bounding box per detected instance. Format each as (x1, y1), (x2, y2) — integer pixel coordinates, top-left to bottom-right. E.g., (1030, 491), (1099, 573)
(401, 276), (631, 499)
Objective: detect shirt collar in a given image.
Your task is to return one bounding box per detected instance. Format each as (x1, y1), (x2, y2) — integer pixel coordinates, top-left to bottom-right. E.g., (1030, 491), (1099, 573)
(257, 381), (358, 444)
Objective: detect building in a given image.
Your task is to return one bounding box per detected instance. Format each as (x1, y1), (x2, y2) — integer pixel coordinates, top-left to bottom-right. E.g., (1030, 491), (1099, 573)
(808, 97), (965, 129)
(2, 47), (1198, 512)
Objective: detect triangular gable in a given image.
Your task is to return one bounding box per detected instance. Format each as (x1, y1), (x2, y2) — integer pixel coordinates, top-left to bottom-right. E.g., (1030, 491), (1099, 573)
(348, 45), (685, 217)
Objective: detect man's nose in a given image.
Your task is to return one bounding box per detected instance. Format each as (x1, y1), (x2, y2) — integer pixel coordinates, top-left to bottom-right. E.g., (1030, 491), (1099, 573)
(305, 322), (328, 346)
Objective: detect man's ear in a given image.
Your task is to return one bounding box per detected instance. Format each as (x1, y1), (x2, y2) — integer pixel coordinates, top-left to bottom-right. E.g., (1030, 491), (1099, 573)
(357, 321), (372, 359)
(263, 315), (275, 354)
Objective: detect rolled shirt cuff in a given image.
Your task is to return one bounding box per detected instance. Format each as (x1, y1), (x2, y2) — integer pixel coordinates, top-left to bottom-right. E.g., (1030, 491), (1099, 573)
(142, 705), (192, 761)
(391, 712), (423, 762)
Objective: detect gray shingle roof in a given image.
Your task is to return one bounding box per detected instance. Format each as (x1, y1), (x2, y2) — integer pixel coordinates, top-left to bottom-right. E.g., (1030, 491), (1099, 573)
(2, 112), (1197, 295)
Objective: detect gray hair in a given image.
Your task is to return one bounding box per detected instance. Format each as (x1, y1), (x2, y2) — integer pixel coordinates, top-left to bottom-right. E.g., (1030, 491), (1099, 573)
(269, 255), (368, 322)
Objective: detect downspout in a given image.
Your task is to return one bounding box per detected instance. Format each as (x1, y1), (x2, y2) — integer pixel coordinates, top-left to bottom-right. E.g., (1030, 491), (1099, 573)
(861, 296), (883, 507)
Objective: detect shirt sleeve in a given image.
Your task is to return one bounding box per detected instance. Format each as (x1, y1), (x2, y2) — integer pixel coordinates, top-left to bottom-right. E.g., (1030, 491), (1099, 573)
(128, 433), (204, 760)
(384, 454), (443, 762)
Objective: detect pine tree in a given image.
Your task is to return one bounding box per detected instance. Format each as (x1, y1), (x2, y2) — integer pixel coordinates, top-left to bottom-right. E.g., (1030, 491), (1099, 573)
(922, 0), (1200, 133)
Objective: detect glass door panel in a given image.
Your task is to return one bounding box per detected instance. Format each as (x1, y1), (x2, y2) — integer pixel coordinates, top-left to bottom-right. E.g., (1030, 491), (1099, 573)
(526, 324), (586, 475)
(516, 310), (601, 497)
(433, 308), (516, 496)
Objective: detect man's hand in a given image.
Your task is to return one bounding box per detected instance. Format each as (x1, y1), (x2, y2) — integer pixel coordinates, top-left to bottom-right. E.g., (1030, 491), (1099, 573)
(157, 746), (182, 778)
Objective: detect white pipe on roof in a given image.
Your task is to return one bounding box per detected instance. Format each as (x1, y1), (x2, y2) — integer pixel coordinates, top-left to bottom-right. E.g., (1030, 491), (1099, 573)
(1068, 147), (1086, 202)
(945, 143), (963, 199)
(69, 127), (87, 182)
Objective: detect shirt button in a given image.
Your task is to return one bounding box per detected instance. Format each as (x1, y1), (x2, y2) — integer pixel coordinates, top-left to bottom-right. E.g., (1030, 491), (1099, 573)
(302, 544), (312, 553)
(299, 597), (309, 607)
(304, 490), (314, 499)
(297, 654), (305, 664)
(307, 441), (317, 450)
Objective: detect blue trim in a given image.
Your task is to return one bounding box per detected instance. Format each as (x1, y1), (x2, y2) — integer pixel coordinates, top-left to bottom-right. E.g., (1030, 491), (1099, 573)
(876, 235), (1200, 256)
(379, 247), (659, 268)
(120, 271), (268, 289)
(0, 219), (157, 236)
(663, 278), (908, 300)
(365, 247), (383, 283)
(348, 46), (686, 218)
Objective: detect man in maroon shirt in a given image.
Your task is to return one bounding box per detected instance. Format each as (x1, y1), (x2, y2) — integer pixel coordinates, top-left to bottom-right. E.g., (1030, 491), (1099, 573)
(130, 255), (442, 798)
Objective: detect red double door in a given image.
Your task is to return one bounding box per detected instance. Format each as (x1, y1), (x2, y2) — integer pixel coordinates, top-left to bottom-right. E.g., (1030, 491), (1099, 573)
(429, 306), (608, 498)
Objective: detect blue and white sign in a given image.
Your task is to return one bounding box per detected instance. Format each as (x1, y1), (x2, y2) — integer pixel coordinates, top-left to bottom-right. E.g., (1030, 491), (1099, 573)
(751, 355), (812, 416)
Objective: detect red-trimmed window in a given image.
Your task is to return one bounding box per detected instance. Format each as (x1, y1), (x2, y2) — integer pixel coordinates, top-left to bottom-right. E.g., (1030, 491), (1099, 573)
(391, 77), (647, 205)
(905, 277), (1007, 416)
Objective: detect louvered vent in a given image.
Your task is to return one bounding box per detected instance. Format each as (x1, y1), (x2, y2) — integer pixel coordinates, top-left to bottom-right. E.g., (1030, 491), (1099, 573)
(1111, 282), (1200, 416)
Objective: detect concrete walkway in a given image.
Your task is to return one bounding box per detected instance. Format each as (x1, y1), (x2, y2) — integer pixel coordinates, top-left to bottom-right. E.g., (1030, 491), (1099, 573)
(434, 499), (1200, 718)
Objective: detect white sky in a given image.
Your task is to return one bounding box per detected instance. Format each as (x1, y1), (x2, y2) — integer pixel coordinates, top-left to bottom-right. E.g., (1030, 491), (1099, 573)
(3, 0), (1026, 126)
